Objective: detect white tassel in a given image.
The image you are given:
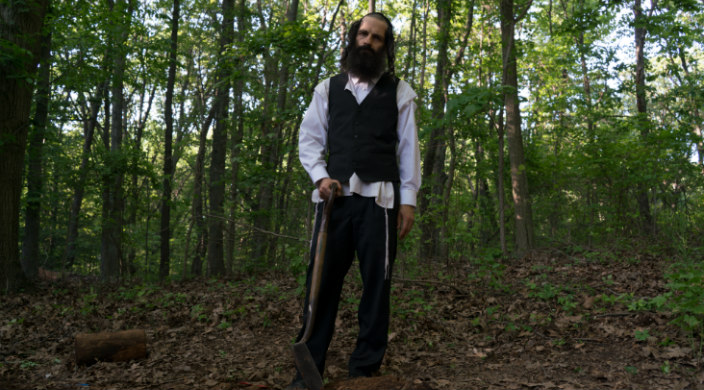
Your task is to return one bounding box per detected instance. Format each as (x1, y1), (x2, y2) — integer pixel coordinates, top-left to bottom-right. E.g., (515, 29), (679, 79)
(310, 204), (320, 255)
(384, 208), (390, 280)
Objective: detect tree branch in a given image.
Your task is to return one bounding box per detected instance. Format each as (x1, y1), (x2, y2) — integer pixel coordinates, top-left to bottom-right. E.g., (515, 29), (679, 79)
(515, 0), (534, 22)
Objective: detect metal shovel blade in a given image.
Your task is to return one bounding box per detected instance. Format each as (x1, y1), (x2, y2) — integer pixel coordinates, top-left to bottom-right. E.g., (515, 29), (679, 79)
(292, 342), (323, 390)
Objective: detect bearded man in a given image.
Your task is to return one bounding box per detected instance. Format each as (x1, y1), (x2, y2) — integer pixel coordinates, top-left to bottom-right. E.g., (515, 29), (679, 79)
(289, 11), (421, 389)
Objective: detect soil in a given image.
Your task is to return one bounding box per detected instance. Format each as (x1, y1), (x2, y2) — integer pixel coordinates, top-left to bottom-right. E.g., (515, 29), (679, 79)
(1, 248), (703, 389)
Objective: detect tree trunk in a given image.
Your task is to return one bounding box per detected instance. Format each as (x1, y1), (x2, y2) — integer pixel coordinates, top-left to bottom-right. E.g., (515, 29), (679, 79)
(0, 0), (50, 293)
(21, 23), (52, 280)
(124, 84), (155, 278)
(419, 0), (451, 262)
(207, 0), (235, 277)
(417, 0), (430, 105)
(438, 1), (474, 262)
(101, 0), (135, 282)
(500, 0), (534, 257)
(192, 106), (215, 277)
(252, 0), (299, 264)
(496, 107), (508, 257)
(633, 0), (654, 235)
(63, 85), (104, 270)
(404, 0), (417, 85)
(160, 0), (180, 281)
(225, 0), (248, 274)
(577, 29), (598, 235)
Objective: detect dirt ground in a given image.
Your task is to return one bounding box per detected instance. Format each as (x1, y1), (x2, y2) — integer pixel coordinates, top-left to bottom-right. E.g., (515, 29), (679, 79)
(1, 248), (703, 389)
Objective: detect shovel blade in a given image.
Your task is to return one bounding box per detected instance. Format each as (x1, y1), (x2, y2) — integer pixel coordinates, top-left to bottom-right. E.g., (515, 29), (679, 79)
(291, 342), (323, 390)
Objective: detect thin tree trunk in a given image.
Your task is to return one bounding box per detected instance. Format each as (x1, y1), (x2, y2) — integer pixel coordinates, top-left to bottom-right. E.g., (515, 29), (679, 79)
(226, 0), (248, 273)
(633, 0), (654, 235)
(124, 84), (155, 278)
(438, 1), (474, 262)
(64, 85), (104, 270)
(0, 0), (50, 293)
(207, 0), (235, 276)
(500, 0), (534, 257)
(252, 0), (299, 264)
(496, 106), (507, 257)
(417, 0), (430, 105)
(101, 0), (135, 282)
(405, 0), (417, 85)
(192, 106), (215, 277)
(160, 0), (180, 281)
(419, 0), (451, 262)
(21, 24), (52, 280)
(100, 81), (112, 278)
(577, 29), (598, 234)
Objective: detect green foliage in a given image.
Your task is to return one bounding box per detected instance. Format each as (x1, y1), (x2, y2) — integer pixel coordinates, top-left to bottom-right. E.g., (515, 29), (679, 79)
(447, 86), (503, 123)
(190, 304), (208, 322)
(663, 261), (704, 336)
(466, 253), (507, 292)
(634, 329), (650, 342)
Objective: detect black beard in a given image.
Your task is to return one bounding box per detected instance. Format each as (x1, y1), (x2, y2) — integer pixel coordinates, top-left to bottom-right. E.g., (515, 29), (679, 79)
(345, 44), (386, 81)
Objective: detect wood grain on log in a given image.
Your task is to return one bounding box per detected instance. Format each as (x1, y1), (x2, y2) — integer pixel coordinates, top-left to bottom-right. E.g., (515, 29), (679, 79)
(75, 329), (147, 365)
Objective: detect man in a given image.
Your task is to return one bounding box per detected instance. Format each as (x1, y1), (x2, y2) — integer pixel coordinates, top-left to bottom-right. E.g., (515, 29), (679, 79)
(290, 11), (421, 389)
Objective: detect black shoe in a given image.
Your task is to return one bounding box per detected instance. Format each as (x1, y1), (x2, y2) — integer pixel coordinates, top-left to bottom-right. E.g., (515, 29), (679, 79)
(348, 369), (373, 379)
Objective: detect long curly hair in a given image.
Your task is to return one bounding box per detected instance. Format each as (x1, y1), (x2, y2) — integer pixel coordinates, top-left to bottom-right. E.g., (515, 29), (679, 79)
(340, 12), (396, 77)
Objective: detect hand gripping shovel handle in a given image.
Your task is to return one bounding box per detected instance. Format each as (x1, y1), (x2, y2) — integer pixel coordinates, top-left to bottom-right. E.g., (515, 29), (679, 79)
(292, 183), (338, 390)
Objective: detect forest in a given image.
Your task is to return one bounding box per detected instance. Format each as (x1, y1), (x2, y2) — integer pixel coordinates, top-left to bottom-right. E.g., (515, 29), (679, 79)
(2, 0), (704, 388)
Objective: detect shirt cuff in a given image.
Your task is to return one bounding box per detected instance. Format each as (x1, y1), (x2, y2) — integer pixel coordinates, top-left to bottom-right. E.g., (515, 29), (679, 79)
(399, 189), (417, 207)
(309, 166), (330, 186)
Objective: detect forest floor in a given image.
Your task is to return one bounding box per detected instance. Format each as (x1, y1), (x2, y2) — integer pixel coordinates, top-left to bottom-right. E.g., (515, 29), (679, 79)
(2, 247), (703, 389)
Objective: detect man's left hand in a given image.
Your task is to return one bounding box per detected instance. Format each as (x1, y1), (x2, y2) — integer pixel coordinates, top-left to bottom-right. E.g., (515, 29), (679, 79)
(397, 205), (415, 240)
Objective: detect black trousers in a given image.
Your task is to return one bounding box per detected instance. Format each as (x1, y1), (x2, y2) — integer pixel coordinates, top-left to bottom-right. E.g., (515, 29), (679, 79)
(296, 192), (399, 377)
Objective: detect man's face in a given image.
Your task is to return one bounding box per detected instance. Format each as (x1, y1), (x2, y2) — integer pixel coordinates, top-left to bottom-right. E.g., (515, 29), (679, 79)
(346, 16), (388, 80)
(355, 16), (387, 54)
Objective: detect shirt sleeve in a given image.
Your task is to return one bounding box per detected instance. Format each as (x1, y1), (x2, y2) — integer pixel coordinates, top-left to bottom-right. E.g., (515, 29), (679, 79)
(396, 80), (422, 207)
(299, 79), (331, 185)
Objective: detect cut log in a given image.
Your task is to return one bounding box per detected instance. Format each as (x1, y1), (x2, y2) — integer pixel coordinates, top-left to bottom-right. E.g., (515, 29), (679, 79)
(75, 329), (147, 365)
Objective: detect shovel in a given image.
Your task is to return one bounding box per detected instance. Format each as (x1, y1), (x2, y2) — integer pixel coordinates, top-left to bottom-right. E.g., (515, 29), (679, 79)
(292, 183), (338, 390)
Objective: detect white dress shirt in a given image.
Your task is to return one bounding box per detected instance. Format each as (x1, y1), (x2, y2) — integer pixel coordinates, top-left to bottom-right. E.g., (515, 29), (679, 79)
(299, 73), (421, 208)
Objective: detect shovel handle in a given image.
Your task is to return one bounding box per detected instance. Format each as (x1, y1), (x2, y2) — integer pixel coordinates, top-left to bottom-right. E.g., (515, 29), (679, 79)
(300, 182), (338, 343)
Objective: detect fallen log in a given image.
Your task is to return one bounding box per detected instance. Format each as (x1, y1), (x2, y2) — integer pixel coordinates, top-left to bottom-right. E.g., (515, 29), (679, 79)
(75, 329), (147, 365)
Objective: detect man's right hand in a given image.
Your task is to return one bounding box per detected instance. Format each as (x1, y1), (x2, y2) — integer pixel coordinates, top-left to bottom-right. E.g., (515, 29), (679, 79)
(317, 177), (342, 199)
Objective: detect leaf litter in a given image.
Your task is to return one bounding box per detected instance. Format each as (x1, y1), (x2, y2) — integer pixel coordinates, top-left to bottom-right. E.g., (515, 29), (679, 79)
(1, 248), (703, 389)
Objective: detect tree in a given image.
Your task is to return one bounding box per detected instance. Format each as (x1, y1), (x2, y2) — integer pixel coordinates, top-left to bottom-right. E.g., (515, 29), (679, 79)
(0, 0), (50, 292)
(419, 0), (452, 262)
(21, 17), (53, 280)
(633, 0), (655, 235)
(207, 0), (235, 276)
(500, 0), (534, 256)
(101, 0), (136, 282)
(160, 0), (181, 280)
(63, 83), (105, 270)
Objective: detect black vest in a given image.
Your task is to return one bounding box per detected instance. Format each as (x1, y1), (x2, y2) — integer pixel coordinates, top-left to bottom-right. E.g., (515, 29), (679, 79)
(327, 72), (400, 183)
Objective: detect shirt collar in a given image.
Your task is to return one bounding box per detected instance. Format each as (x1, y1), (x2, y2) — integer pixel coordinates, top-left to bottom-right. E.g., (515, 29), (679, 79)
(346, 73), (381, 92)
